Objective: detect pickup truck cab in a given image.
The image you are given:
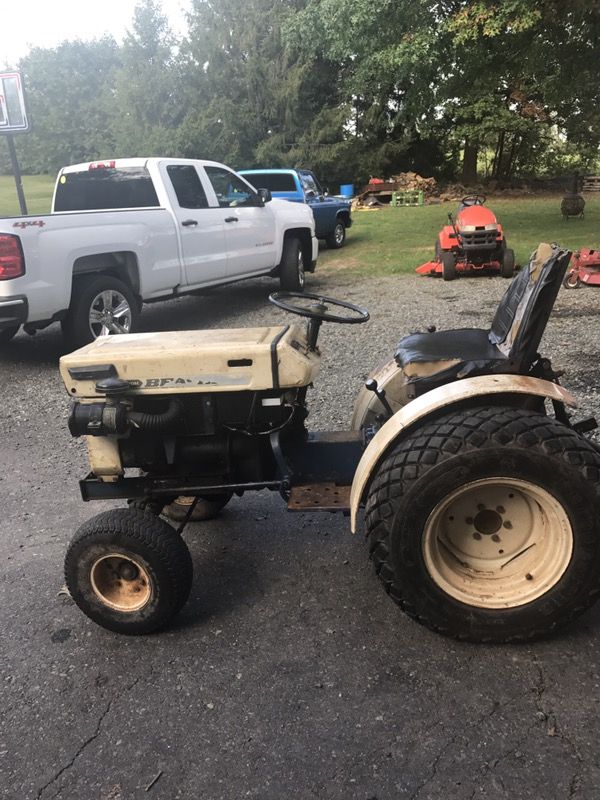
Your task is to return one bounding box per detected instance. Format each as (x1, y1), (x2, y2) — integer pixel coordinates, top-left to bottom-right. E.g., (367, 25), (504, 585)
(0, 158), (318, 348)
(238, 169), (352, 249)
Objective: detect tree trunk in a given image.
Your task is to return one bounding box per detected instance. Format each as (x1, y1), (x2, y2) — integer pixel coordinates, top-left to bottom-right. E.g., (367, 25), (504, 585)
(461, 138), (479, 185)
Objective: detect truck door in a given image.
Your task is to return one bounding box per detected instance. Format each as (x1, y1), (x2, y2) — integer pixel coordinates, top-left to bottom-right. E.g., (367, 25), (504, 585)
(161, 163), (228, 286)
(202, 165), (278, 277)
(300, 171), (334, 240)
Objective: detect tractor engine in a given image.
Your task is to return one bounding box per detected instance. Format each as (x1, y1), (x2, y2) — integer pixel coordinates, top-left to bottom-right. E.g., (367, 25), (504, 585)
(59, 325), (321, 488)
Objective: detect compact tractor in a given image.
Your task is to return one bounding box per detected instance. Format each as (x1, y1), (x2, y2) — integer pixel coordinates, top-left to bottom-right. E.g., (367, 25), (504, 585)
(417, 194), (515, 281)
(60, 244), (600, 643)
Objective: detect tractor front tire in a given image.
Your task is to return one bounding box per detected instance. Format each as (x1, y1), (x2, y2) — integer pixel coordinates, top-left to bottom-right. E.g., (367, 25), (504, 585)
(279, 237), (306, 292)
(441, 251), (456, 281)
(501, 247), (516, 278)
(65, 508), (193, 634)
(365, 406), (600, 643)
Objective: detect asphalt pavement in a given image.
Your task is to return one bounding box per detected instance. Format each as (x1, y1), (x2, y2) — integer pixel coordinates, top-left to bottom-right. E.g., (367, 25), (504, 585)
(1, 268), (599, 800)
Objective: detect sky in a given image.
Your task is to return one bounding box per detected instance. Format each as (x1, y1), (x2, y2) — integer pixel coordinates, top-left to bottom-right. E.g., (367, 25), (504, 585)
(0, 0), (190, 68)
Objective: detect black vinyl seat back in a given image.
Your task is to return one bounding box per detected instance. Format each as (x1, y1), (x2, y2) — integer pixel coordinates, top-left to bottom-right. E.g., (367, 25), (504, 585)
(488, 243), (572, 370)
(394, 243), (571, 397)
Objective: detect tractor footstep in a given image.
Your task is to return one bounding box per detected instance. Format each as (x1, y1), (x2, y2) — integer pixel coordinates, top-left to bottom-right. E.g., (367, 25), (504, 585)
(287, 483), (351, 513)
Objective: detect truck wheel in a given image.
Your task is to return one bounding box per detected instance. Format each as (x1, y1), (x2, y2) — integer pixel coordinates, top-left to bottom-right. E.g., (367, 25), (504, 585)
(501, 247), (515, 278)
(365, 406), (600, 643)
(279, 237), (305, 292)
(62, 274), (139, 350)
(65, 508), (193, 634)
(164, 493), (233, 522)
(441, 252), (456, 281)
(0, 325), (19, 344)
(326, 220), (346, 249)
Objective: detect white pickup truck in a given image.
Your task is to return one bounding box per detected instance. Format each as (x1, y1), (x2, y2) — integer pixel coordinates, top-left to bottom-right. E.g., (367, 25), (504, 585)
(0, 158), (318, 348)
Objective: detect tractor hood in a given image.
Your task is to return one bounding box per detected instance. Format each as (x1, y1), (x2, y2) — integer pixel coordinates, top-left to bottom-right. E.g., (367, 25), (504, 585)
(456, 204), (498, 230)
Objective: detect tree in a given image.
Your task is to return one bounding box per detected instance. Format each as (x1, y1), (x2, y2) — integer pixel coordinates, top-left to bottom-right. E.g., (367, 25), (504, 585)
(4, 38), (120, 173)
(111, 0), (186, 156)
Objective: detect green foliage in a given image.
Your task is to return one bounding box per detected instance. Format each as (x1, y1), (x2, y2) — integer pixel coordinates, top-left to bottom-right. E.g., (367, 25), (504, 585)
(0, 0), (598, 185)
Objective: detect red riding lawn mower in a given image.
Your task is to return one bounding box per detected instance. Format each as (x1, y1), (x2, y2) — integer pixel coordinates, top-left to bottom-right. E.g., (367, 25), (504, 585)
(563, 248), (600, 289)
(416, 194), (515, 281)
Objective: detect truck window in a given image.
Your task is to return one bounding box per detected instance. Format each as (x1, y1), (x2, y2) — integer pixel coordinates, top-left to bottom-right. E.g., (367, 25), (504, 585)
(167, 165), (209, 209)
(299, 173), (319, 195)
(204, 166), (257, 208)
(242, 173), (297, 192)
(54, 167), (160, 211)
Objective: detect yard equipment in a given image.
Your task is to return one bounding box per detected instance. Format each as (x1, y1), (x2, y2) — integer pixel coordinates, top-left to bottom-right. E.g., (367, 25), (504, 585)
(416, 194), (515, 281)
(60, 243), (600, 643)
(563, 248), (600, 289)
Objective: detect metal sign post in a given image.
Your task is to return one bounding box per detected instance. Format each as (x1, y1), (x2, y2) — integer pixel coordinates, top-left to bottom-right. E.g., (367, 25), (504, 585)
(0, 72), (30, 216)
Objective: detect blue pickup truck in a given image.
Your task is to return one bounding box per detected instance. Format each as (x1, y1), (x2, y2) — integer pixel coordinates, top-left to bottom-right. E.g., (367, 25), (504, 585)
(239, 168), (352, 248)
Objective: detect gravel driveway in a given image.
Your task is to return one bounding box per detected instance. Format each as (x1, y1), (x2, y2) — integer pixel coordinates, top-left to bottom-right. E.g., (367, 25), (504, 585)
(1, 266), (599, 799)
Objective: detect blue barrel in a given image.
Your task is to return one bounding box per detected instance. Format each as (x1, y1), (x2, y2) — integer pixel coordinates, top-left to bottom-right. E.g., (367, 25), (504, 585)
(339, 183), (354, 198)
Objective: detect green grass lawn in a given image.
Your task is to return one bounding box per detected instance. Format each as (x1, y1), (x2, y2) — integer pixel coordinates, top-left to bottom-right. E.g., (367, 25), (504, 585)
(321, 195), (600, 275)
(0, 174), (55, 216)
(1, 176), (596, 276)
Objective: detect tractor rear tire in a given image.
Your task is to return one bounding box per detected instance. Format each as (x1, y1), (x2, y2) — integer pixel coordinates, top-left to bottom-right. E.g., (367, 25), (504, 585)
(279, 237), (306, 292)
(364, 406), (600, 643)
(501, 247), (516, 278)
(65, 508), (193, 634)
(441, 252), (456, 281)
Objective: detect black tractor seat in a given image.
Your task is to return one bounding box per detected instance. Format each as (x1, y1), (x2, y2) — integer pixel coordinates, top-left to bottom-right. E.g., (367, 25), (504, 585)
(395, 243), (572, 397)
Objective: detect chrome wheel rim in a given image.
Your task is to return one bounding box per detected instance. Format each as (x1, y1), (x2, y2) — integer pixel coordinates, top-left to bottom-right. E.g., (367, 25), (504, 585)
(89, 289), (132, 338)
(297, 249), (305, 289)
(334, 223), (344, 245)
(90, 553), (152, 612)
(422, 478), (573, 609)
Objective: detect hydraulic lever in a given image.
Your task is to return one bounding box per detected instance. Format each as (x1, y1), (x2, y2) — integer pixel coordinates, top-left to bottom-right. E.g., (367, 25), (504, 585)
(365, 378), (393, 418)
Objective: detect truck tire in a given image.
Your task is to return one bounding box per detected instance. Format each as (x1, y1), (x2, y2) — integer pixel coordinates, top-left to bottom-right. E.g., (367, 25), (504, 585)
(326, 220), (346, 249)
(0, 325), (19, 344)
(65, 508), (193, 634)
(279, 237), (305, 292)
(365, 406), (600, 643)
(62, 274), (139, 350)
(441, 251), (456, 281)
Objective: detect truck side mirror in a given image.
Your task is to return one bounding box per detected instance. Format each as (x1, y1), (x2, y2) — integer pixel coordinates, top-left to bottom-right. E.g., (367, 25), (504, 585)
(305, 189), (317, 200)
(257, 188), (272, 205)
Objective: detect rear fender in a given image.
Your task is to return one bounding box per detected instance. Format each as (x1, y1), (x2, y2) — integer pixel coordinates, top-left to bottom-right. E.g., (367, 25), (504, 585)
(349, 374), (577, 531)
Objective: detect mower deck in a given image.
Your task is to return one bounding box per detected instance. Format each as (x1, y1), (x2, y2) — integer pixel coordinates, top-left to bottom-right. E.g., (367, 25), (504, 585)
(416, 259), (502, 276)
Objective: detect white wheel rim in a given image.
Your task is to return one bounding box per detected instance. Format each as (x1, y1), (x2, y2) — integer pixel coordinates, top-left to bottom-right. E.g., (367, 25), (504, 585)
(89, 289), (132, 338)
(90, 553), (152, 612)
(422, 478), (573, 609)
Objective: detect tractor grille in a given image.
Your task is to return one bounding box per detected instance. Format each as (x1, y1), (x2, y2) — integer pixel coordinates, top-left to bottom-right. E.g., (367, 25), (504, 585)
(460, 229), (498, 250)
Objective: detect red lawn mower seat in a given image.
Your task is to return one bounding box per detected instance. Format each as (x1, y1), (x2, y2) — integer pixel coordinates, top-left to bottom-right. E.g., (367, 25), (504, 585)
(395, 243), (572, 396)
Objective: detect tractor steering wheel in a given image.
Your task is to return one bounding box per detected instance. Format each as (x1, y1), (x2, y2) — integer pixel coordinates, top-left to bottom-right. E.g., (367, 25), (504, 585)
(461, 194), (486, 207)
(269, 291), (370, 324)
